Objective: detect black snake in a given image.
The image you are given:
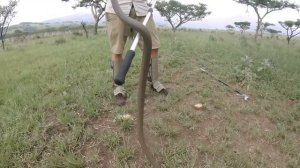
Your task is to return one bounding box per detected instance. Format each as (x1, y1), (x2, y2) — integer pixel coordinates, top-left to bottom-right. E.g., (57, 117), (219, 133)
(111, 0), (159, 167)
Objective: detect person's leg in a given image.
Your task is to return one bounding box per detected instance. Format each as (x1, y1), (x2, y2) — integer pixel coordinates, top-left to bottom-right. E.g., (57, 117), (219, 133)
(137, 16), (168, 95)
(111, 53), (126, 105)
(106, 13), (130, 105)
(112, 54), (123, 81)
(148, 48), (168, 95)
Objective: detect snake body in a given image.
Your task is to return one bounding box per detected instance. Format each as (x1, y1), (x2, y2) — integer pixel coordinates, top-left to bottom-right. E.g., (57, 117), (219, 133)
(111, 1), (159, 167)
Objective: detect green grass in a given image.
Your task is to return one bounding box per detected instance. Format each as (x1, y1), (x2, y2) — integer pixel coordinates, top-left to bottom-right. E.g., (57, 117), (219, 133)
(1, 29), (300, 167)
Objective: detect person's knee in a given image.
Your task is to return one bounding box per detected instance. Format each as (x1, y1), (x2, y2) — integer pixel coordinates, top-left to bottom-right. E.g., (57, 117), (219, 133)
(151, 48), (159, 58)
(112, 54), (123, 61)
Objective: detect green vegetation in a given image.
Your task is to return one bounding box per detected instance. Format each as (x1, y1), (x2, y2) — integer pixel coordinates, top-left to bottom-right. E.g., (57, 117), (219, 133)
(279, 19), (300, 44)
(0, 29), (299, 167)
(234, 21), (251, 34)
(0, 0), (18, 50)
(61, 0), (106, 35)
(6, 22), (98, 39)
(233, 0), (299, 40)
(156, 0), (211, 32)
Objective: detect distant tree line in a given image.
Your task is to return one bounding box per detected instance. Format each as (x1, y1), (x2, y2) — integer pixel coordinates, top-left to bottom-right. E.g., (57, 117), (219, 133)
(226, 21), (278, 36)
(62, 0), (106, 35)
(232, 0), (299, 44)
(63, 0), (298, 44)
(61, 0), (211, 33)
(233, 0), (298, 40)
(2, 0), (300, 47)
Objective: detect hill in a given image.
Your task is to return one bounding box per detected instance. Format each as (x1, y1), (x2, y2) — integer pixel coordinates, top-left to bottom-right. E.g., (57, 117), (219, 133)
(9, 11), (289, 36)
(42, 11), (288, 31)
(7, 22), (92, 35)
(43, 11), (252, 30)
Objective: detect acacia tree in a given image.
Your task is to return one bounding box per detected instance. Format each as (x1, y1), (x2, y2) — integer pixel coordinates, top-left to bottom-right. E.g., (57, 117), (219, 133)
(0, 0), (18, 50)
(62, 0), (106, 35)
(266, 28), (281, 38)
(234, 21), (250, 34)
(226, 25), (235, 30)
(81, 21), (89, 38)
(233, 0), (299, 41)
(226, 25), (235, 35)
(260, 22), (275, 36)
(279, 20), (300, 44)
(156, 0), (211, 32)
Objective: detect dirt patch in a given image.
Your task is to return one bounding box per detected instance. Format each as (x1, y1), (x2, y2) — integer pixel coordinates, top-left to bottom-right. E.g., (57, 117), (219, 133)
(234, 134), (286, 168)
(89, 112), (117, 134)
(44, 110), (68, 141)
(80, 141), (114, 168)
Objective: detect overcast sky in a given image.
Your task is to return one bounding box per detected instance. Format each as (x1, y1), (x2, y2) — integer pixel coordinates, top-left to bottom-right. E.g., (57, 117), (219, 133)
(1, 0), (300, 26)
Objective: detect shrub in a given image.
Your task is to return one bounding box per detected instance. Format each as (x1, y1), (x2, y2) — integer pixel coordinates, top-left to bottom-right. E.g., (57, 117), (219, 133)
(54, 38), (67, 45)
(233, 55), (274, 85)
(72, 32), (83, 36)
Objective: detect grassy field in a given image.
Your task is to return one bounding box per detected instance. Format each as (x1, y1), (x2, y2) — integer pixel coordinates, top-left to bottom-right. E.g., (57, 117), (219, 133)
(0, 29), (299, 168)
